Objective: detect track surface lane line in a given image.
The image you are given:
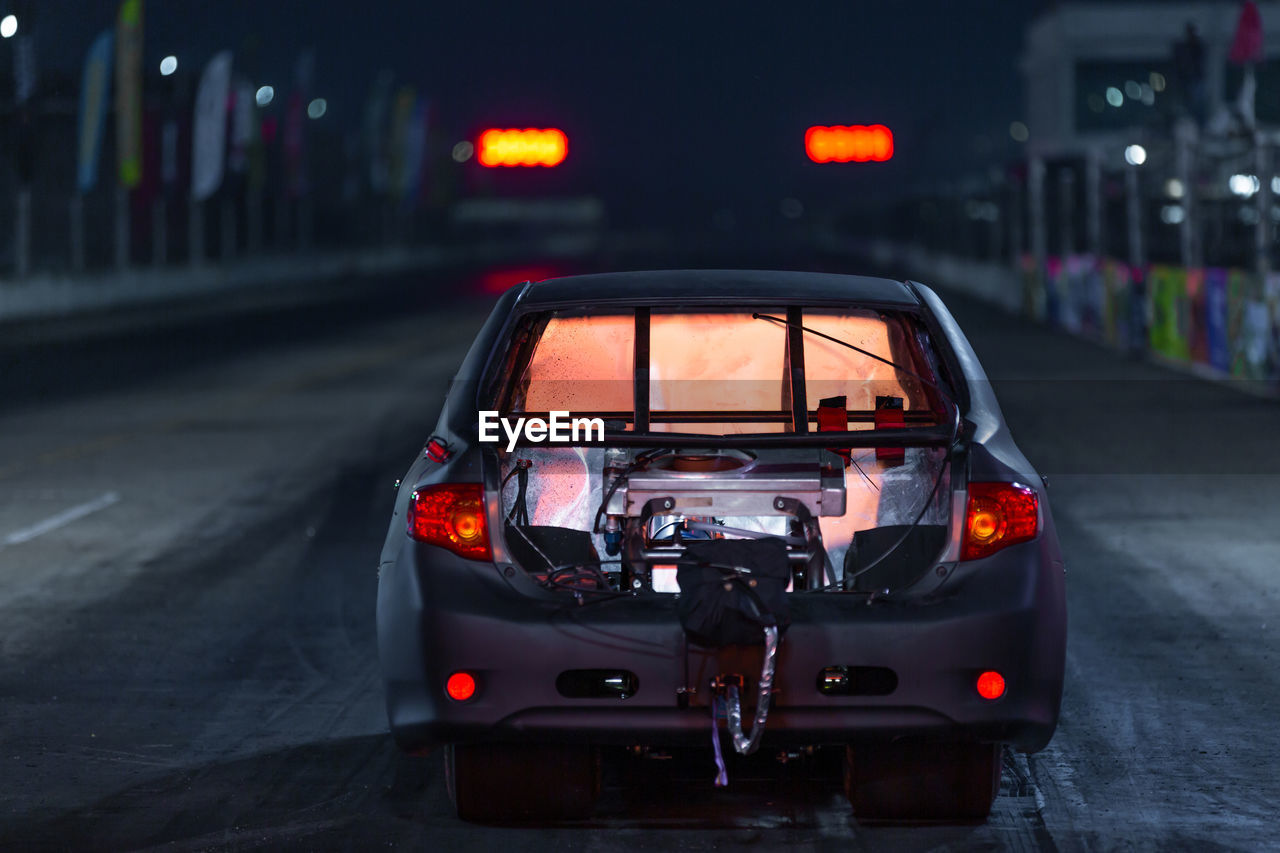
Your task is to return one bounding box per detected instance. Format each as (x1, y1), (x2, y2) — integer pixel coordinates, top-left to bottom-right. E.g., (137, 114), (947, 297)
(0, 336), (440, 485)
(0, 490), (121, 548)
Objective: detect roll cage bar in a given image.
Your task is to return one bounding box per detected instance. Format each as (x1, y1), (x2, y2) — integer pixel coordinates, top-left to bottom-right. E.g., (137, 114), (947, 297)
(488, 304), (957, 449)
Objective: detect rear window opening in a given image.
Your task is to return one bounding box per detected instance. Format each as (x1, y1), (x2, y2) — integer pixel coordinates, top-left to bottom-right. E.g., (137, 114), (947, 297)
(486, 304), (958, 596)
(491, 306), (953, 437)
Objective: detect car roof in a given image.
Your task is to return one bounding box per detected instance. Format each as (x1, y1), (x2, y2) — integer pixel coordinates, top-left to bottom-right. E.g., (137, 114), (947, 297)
(517, 269), (920, 308)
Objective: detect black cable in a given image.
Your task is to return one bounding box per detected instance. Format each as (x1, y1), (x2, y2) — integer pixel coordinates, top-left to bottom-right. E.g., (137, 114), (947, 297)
(544, 564), (613, 590)
(515, 465), (530, 525)
(500, 464), (525, 519)
(751, 312), (956, 411)
(591, 448), (672, 534)
(504, 461), (532, 525)
(849, 456), (880, 492)
(542, 562), (632, 601)
(592, 476), (624, 534)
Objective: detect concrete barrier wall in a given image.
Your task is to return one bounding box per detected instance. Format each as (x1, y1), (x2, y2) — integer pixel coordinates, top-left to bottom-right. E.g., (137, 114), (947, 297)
(0, 231), (606, 327)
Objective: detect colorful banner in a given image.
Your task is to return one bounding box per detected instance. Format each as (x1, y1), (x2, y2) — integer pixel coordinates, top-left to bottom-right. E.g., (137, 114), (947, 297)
(191, 51), (233, 201)
(1101, 259), (1131, 349)
(1186, 268), (1208, 364)
(1227, 270), (1254, 377)
(161, 120), (179, 188)
(1044, 256), (1063, 328)
(1148, 265), (1190, 361)
(284, 50), (314, 199)
(1204, 268), (1230, 373)
(1018, 252), (1280, 384)
(115, 0), (144, 188)
(1268, 272), (1280, 379)
(76, 30), (114, 193)
(1128, 266), (1148, 354)
(1082, 257), (1104, 338)
(228, 77), (255, 175)
(1060, 255), (1093, 334)
(387, 86), (416, 197)
(1240, 299), (1270, 379)
(399, 98), (429, 205)
(13, 33), (36, 104)
(1018, 253), (1044, 320)
(365, 70), (394, 194)
(284, 91), (306, 197)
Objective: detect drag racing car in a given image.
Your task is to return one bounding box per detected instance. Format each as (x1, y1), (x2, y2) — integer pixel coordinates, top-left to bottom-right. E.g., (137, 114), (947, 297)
(376, 270), (1067, 822)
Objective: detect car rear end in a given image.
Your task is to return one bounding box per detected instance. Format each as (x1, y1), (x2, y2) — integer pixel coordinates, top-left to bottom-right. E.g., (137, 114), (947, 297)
(376, 272), (1066, 822)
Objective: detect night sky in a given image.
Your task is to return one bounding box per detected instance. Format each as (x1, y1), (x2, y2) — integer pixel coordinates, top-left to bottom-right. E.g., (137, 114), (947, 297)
(22, 1), (1046, 225)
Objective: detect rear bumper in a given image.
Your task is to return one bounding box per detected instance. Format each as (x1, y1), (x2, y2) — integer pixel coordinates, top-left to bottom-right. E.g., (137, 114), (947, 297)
(376, 536), (1066, 754)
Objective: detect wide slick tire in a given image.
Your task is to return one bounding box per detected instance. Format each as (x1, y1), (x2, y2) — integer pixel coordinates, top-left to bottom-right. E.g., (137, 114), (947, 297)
(844, 739), (1002, 823)
(444, 743), (600, 823)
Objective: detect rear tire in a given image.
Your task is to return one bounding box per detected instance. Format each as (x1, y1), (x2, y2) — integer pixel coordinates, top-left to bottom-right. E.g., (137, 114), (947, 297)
(844, 739), (1001, 823)
(444, 743), (600, 823)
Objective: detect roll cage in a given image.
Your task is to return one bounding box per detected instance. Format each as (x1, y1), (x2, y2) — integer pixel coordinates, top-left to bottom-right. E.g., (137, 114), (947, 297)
(481, 300), (963, 450)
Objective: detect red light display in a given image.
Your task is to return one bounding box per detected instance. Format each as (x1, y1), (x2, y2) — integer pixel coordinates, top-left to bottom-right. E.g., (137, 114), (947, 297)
(976, 670), (1006, 700)
(446, 671), (477, 702)
(805, 125), (894, 163)
(477, 128), (568, 167)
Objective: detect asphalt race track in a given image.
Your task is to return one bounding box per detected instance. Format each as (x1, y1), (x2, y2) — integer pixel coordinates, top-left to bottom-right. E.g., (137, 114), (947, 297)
(1, 257), (1278, 851)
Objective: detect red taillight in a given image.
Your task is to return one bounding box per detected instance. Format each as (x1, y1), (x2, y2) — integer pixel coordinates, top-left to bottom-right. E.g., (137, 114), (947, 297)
(961, 482), (1039, 561)
(976, 670), (1005, 700)
(407, 484), (491, 561)
(446, 671), (477, 702)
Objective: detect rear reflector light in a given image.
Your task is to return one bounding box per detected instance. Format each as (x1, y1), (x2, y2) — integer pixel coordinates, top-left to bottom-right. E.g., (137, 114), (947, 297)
(425, 437), (451, 463)
(446, 671), (477, 701)
(961, 482), (1039, 561)
(407, 484), (492, 561)
(976, 670), (1005, 700)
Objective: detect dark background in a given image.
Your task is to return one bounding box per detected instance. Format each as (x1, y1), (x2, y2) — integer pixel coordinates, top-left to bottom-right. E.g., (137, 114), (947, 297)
(7, 1), (1042, 225)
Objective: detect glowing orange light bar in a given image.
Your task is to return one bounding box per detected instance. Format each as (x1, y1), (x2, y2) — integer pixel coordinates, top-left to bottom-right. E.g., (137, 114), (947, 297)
(446, 671), (477, 701)
(805, 125), (894, 163)
(477, 128), (568, 167)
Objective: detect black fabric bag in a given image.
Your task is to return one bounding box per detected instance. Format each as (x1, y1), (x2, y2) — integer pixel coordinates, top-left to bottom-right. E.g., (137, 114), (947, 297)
(505, 524), (603, 587)
(843, 524), (947, 592)
(676, 538), (792, 647)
